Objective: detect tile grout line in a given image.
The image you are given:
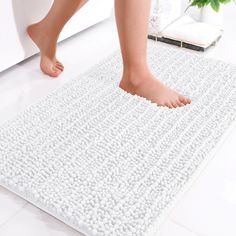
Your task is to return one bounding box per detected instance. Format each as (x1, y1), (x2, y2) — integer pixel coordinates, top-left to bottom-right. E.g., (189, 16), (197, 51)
(0, 201), (29, 229)
(170, 219), (207, 236)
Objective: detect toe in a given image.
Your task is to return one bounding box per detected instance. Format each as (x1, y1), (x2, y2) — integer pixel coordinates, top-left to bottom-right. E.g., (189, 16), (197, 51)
(165, 102), (174, 109)
(179, 96), (190, 105)
(186, 98), (191, 104)
(51, 67), (62, 77)
(56, 63), (64, 71)
(171, 101), (178, 108)
(56, 60), (64, 68)
(44, 66), (62, 77)
(56, 60), (64, 71)
(176, 100), (184, 107)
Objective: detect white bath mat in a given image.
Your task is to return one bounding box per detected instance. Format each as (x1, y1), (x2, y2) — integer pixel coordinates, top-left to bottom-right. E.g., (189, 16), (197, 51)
(0, 41), (236, 236)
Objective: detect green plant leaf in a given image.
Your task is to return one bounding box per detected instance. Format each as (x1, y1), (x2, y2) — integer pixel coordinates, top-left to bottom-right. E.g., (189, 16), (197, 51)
(210, 0), (220, 11)
(219, 0), (231, 3)
(188, 0), (233, 11)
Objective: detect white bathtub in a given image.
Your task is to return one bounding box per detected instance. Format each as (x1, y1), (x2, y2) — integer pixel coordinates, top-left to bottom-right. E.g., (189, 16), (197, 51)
(0, 0), (113, 72)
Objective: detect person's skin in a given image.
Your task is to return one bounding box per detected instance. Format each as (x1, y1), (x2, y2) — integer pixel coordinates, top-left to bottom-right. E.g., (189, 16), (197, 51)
(27, 0), (88, 77)
(27, 0), (191, 107)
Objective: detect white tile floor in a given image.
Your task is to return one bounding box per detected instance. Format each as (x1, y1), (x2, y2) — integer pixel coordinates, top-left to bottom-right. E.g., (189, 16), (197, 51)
(0, 6), (236, 236)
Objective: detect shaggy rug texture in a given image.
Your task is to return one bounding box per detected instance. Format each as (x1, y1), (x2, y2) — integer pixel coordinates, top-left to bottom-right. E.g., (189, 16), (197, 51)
(0, 41), (236, 236)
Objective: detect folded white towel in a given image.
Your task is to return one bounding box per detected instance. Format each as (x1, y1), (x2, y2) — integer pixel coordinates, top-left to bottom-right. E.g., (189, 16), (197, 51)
(149, 0), (182, 35)
(161, 15), (222, 48)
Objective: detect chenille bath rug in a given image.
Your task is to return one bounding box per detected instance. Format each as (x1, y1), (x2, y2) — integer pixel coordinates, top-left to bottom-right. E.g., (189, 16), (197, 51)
(0, 41), (236, 236)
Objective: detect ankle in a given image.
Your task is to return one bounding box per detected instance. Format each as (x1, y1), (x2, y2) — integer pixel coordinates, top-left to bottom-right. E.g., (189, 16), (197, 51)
(122, 66), (151, 87)
(34, 20), (59, 39)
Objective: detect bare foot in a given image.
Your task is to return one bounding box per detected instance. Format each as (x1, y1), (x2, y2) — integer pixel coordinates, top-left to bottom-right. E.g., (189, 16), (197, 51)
(119, 71), (191, 108)
(27, 23), (64, 77)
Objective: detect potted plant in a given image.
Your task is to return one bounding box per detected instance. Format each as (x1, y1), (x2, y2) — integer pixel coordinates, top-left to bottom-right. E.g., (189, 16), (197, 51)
(188, 0), (234, 28)
(190, 0), (232, 12)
